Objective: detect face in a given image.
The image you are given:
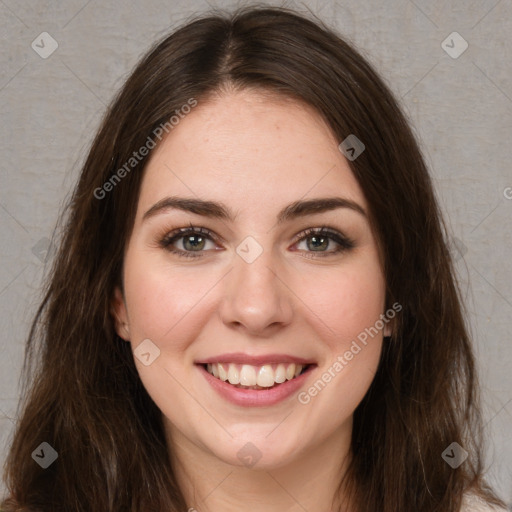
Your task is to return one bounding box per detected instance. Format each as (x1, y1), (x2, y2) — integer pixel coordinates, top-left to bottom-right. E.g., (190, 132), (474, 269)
(112, 89), (390, 471)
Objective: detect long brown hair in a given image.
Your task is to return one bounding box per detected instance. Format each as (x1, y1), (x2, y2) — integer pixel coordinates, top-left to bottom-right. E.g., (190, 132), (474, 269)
(1, 5), (506, 512)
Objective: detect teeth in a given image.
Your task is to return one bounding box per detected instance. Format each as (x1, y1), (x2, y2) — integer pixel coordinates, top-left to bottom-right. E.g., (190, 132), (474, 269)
(256, 365), (275, 387)
(218, 363), (228, 381)
(205, 362), (306, 388)
(275, 364), (286, 383)
(239, 364), (257, 386)
(227, 364), (240, 385)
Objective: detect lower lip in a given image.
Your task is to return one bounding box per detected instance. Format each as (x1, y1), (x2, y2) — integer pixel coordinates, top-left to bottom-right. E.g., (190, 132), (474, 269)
(197, 364), (316, 407)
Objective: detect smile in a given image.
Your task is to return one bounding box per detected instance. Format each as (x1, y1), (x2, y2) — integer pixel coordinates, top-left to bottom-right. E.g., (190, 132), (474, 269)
(195, 353), (317, 406)
(203, 362), (310, 389)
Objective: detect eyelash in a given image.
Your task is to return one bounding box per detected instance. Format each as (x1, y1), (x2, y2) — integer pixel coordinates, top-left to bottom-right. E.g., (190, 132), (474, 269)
(158, 223), (355, 259)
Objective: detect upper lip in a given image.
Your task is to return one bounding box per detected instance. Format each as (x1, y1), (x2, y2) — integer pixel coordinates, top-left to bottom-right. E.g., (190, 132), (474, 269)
(195, 353), (316, 366)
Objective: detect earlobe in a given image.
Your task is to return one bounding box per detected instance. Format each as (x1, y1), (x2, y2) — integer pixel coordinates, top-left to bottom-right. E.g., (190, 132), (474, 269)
(383, 314), (394, 338)
(111, 286), (130, 341)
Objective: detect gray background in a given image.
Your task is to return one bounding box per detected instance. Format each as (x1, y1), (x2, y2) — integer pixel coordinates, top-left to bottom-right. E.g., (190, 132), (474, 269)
(1, 0), (511, 505)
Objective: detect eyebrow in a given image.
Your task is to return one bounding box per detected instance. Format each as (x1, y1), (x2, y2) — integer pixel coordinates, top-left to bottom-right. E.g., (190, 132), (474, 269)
(142, 196), (366, 224)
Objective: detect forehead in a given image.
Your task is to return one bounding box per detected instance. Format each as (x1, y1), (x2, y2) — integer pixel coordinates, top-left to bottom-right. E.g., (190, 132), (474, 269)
(136, 89), (367, 220)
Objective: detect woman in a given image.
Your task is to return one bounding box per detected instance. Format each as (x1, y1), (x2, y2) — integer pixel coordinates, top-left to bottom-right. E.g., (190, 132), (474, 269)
(1, 5), (507, 512)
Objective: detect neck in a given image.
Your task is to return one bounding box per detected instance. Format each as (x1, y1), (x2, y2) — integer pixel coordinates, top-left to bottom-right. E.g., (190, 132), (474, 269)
(166, 421), (353, 512)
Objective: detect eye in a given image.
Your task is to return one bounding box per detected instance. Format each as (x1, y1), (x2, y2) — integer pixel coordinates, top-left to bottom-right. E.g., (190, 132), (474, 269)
(158, 224), (355, 259)
(292, 226), (355, 257)
(158, 225), (220, 258)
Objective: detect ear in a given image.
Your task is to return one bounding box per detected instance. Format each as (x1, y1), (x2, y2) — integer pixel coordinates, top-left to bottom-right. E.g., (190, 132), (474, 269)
(111, 286), (130, 341)
(384, 321), (392, 338)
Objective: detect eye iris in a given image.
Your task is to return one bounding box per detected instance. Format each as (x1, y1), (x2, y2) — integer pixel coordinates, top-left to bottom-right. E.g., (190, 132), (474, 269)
(307, 235), (328, 251)
(183, 234), (205, 251)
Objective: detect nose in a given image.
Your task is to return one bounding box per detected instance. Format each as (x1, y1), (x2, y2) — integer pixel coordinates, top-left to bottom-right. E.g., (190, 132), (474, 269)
(218, 244), (294, 336)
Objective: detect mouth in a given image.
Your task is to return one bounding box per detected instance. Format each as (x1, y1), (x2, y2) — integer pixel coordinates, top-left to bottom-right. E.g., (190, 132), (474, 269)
(199, 362), (315, 390)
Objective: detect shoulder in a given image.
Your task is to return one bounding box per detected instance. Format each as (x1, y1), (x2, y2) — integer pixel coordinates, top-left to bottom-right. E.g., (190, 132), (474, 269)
(461, 492), (509, 512)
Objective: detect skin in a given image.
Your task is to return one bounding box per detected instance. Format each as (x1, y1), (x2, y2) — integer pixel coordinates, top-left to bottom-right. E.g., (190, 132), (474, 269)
(112, 88), (391, 512)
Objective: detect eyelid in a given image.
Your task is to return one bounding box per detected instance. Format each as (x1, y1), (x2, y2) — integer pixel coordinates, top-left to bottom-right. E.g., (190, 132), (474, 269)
(290, 225), (353, 245)
(158, 224), (221, 250)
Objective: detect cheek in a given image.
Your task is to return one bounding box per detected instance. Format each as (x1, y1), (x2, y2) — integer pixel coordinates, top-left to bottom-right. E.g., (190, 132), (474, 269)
(296, 272), (385, 422)
(293, 256), (385, 407)
(123, 252), (218, 347)
(121, 254), (213, 417)
(298, 257), (386, 349)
